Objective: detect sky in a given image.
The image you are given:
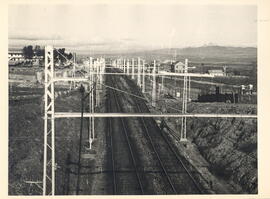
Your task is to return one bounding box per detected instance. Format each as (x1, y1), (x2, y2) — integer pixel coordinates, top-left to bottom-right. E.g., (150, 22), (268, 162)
(8, 4), (257, 53)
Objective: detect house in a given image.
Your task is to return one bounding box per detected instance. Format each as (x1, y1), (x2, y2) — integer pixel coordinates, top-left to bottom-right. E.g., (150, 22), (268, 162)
(8, 50), (24, 61)
(8, 50), (25, 66)
(208, 69), (224, 76)
(174, 61), (185, 73)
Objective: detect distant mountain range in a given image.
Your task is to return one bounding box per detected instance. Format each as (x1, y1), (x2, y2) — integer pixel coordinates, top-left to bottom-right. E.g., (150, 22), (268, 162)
(126, 45), (257, 59)
(154, 45), (255, 56)
(100, 45), (256, 64)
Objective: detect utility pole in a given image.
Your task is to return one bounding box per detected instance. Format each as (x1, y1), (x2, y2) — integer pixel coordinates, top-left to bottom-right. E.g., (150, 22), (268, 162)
(123, 59), (125, 73)
(137, 57), (141, 88)
(92, 61), (95, 146)
(88, 57), (93, 149)
(72, 53), (76, 89)
(132, 58), (135, 79)
(188, 75), (191, 101)
(127, 59), (130, 76)
(152, 60), (156, 107)
(161, 75), (164, 95)
(142, 60), (145, 93)
(96, 61), (99, 107)
(180, 59), (188, 141)
(91, 69), (95, 146)
(76, 85), (85, 195)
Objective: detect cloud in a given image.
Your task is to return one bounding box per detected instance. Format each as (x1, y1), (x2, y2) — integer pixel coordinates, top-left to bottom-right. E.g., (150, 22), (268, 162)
(121, 38), (136, 42)
(9, 35), (126, 49)
(8, 32), (147, 53)
(63, 40), (123, 47)
(9, 32), (62, 41)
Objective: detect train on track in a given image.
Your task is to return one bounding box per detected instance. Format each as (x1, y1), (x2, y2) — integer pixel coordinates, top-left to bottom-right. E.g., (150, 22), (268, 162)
(197, 86), (239, 103)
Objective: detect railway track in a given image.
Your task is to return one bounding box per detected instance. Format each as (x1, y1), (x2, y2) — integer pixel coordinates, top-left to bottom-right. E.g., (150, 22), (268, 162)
(113, 68), (204, 194)
(134, 102), (178, 194)
(63, 67), (205, 194)
(136, 102), (203, 194)
(106, 73), (144, 195)
(106, 67), (204, 194)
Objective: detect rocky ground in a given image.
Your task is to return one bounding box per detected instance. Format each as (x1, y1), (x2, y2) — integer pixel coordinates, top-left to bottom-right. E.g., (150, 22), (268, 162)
(187, 104), (257, 193)
(142, 75), (257, 194)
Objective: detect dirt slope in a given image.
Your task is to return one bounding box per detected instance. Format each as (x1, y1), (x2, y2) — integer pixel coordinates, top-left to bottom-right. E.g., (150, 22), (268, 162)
(187, 103), (257, 193)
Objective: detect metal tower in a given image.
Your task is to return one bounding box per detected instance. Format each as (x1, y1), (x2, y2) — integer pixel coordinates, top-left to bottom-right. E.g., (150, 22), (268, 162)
(142, 60), (145, 93)
(132, 58), (135, 79)
(43, 45), (55, 195)
(152, 60), (156, 107)
(137, 57), (141, 87)
(180, 59), (188, 141)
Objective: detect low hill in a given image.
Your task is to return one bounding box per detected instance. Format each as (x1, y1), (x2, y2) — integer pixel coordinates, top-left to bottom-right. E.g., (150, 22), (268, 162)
(121, 46), (257, 63)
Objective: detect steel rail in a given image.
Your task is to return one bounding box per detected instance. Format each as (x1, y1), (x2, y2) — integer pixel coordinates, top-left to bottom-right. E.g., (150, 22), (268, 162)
(136, 101), (203, 193)
(107, 88), (117, 194)
(135, 103), (177, 194)
(159, 118), (204, 193)
(110, 76), (145, 194)
(126, 67), (204, 194)
(161, 128), (203, 193)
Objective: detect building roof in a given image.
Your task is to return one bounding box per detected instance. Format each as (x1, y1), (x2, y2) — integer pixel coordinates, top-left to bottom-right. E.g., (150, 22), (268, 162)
(162, 60), (173, 64)
(208, 69), (224, 73)
(8, 50), (23, 54)
(175, 61), (185, 67)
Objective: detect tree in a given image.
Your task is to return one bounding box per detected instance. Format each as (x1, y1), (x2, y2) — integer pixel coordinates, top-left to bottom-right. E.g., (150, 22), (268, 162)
(53, 49), (59, 61)
(22, 45), (34, 59)
(26, 45), (34, 59)
(34, 45), (44, 57)
(201, 63), (205, 73)
(34, 45), (40, 55)
(22, 46), (27, 58)
(67, 53), (73, 60)
(50, 48), (73, 66)
(55, 48), (66, 63)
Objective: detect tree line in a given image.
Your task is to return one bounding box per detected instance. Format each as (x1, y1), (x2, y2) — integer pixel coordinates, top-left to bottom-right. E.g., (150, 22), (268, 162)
(22, 45), (73, 63)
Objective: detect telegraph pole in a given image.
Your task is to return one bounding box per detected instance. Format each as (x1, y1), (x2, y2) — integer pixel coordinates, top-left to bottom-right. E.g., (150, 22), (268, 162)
(76, 85), (85, 195)
(142, 60), (145, 93)
(132, 58), (135, 79)
(127, 59), (130, 76)
(152, 60), (156, 107)
(72, 53), (76, 89)
(123, 59), (126, 73)
(180, 59), (188, 141)
(137, 57), (141, 88)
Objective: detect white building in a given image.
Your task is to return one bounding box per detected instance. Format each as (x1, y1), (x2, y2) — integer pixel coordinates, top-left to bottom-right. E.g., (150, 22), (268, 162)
(174, 61), (185, 73)
(208, 69), (224, 76)
(8, 50), (24, 61)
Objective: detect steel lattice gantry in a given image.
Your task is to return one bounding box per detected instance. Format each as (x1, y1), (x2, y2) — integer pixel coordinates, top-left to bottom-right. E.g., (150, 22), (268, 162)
(180, 59), (188, 141)
(42, 46), (104, 195)
(43, 45), (55, 195)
